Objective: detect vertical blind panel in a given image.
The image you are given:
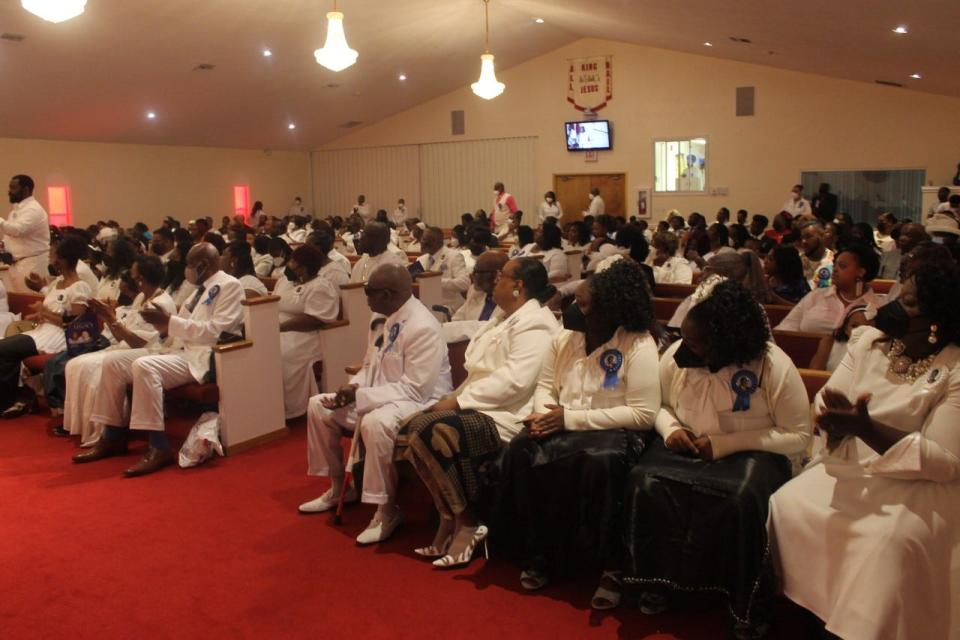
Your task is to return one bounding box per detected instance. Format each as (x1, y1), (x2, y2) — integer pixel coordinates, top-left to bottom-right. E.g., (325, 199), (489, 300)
(312, 145), (421, 218)
(800, 169), (926, 223)
(419, 137), (538, 228)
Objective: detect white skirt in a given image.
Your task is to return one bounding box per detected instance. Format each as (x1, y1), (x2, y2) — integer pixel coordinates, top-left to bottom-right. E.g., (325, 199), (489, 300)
(63, 350), (128, 446)
(768, 459), (960, 640)
(280, 330), (323, 420)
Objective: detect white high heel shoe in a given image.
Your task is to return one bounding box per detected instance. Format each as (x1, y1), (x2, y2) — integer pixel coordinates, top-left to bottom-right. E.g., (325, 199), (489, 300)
(432, 525), (489, 569)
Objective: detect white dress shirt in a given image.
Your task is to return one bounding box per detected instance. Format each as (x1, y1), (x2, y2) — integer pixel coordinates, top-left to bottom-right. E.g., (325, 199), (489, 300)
(163, 270), (245, 382)
(352, 203), (371, 221)
(653, 256), (694, 284)
(253, 252), (274, 277)
(456, 299), (560, 440)
(350, 250), (407, 283)
(539, 201), (563, 224)
(0, 196), (49, 260)
(239, 274), (268, 296)
(776, 287), (880, 334)
(450, 285), (496, 322)
(782, 197), (813, 219)
(538, 247), (569, 280)
(320, 253), (351, 288)
(351, 296), (452, 414)
(417, 247), (470, 311)
(534, 328), (660, 431)
(587, 195), (605, 216)
(657, 341), (811, 466)
(390, 206), (407, 226)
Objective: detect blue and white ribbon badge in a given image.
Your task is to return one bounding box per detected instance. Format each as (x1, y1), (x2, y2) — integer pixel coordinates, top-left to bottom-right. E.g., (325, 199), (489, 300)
(599, 349), (624, 390)
(204, 284), (221, 306)
(730, 369), (759, 412)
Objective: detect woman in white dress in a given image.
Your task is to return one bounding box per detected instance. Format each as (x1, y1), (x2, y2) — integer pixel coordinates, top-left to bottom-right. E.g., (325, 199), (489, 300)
(776, 242), (881, 334)
(62, 256), (176, 445)
(768, 261), (960, 640)
(0, 236), (93, 417)
(538, 191), (562, 225)
(509, 226), (535, 259)
(222, 241), (268, 297)
(252, 235), (274, 277)
(94, 238), (137, 303)
(277, 245), (340, 420)
(163, 241), (197, 310)
(526, 223), (568, 281)
(650, 231), (694, 284)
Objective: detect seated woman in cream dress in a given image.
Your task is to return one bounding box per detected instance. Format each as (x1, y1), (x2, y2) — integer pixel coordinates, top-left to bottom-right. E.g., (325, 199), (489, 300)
(276, 245), (340, 420)
(63, 255), (177, 446)
(400, 258), (560, 569)
(620, 281), (810, 639)
(768, 261), (960, 640)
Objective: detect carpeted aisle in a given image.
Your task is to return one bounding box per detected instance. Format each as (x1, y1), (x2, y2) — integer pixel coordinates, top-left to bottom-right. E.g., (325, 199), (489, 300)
(0, 414), (810, 640)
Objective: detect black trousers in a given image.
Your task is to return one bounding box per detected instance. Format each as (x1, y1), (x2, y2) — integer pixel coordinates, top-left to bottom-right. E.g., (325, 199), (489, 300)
(0, 334), (38, 409)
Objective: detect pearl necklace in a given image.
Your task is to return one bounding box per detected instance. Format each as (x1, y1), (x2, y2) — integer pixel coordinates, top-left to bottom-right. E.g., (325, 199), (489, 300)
(886, 340), (937, 383)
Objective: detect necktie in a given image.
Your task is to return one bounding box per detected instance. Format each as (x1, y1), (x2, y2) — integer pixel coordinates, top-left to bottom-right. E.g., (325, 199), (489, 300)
(428, 255), (436, 270)
(479, 295), (496, 321)
(185, 285), (206, 313)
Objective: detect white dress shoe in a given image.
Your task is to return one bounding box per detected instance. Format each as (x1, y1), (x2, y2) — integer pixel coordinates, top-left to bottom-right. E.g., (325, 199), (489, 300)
(298, 486), (357, 513)
(355, 508), (403, 545)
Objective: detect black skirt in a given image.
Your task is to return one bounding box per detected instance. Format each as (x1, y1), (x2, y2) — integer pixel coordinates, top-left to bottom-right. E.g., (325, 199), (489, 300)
(486, 428), (648, 577)
(621, 437), (792, 625)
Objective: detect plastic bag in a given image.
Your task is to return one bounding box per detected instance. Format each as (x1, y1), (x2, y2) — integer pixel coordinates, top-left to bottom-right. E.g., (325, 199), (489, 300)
(178, 411), (224, 468)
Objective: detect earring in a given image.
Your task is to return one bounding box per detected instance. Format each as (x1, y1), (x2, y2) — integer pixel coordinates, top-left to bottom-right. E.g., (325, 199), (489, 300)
(929, 324), (939, 345)
(855, 277), (863, 298)
(512, 289), (520, 299)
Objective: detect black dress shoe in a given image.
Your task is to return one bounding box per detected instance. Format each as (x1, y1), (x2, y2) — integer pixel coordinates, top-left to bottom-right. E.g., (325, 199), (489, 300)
(123, 447), (174, 477)
(2, 398), (35, 419)
(72, 438), (129, 463)
(50, 426), (70, 437)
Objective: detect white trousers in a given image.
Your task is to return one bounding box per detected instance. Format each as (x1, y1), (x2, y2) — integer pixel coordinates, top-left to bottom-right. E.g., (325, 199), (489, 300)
(89, 349), (196, 432)
(306, 393), (422, 505)
(7, 254), (49, 293)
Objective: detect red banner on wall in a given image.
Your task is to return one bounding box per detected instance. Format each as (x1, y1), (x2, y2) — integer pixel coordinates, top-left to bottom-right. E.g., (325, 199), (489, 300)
(567, 56), (613, 112)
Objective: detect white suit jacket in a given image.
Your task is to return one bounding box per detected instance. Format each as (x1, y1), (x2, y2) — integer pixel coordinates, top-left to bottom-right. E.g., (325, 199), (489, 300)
(165, 270), (245, 381)
(351, 296), (452, 415)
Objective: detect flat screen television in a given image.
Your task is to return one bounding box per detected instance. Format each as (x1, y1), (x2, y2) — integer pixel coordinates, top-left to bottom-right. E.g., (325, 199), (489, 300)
(565, 120), (612, 151)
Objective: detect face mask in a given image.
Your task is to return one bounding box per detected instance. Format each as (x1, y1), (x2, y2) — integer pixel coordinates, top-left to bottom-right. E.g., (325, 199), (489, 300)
(562, 303), (588, 333)
(932, 236), (945, 244)
(283, 266), (298, 282)
(48, 264), (60, 277)
(102, 255), (115, 270)
(117, 292), (135, 307)
(874, 300), (910, 339)
(546, 198), (554, 204)
(673, 341), (707, 369)
(151, 243), (164, 255)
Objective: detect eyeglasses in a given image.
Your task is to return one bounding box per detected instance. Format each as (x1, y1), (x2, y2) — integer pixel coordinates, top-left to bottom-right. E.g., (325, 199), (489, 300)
(363, 285), (393, 296)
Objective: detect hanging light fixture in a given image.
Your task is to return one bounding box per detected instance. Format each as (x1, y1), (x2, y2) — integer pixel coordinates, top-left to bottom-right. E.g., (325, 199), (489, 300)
(21, 0), (86, 23)
(314, 0), (358, 72)
(471, 0), (505, 100)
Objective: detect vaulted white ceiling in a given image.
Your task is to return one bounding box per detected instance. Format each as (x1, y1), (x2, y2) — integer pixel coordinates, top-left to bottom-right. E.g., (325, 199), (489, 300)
(0, 0), (955, 151)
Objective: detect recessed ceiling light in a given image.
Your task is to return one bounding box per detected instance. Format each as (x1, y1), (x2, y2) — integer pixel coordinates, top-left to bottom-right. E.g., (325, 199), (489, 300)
(398, 74), (407, 81)
(262, 48), (273, 57)
(703, 41), (713, 47)
(910, 73), (922, 79)
(534, 17), (544, 24)
(893, 25), (908, 34)
(146, 111), (156, 120)
(287, 123), (296, 130)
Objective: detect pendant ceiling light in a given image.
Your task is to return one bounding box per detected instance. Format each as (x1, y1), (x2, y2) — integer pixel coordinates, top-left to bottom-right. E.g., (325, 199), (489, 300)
(314, 0), (358, 72)
(21, 0), (86, 23)
(471, 0), (505, 100)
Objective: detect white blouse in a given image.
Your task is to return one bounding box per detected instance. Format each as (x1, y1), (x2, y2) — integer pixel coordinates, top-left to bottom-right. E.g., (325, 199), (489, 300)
(23, 278), (93, 354)
(105, 291), (178, 349)
(533, 327), (660, 431)
(653, 256), (693, 284)
(239, 274), (268, 296)
(278, 275), (339, 324)
(657, 341), (812, 466)
(776, 287), (880, 335)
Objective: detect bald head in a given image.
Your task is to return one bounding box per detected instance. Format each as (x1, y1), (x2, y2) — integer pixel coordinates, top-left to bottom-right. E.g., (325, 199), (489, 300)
(360, 221), (390, 255)
(185, 242), (220, 285)
(366, 264), (412, 316)
(421, 226), (444, 255)
(898, 222), (929, 254)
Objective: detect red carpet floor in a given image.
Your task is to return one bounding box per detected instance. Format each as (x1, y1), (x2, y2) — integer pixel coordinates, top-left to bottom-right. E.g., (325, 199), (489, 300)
(1, 413), (813, 640)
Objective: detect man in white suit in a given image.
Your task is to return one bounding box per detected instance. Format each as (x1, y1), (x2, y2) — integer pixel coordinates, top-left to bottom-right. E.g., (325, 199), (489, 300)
(415, 226), (471, 312)
(75, 243), (244, 476)
(300, 264), (452, 544)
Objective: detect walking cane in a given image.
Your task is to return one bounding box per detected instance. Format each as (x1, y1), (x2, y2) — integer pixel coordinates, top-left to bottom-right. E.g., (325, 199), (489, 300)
(332, 426), (361, 525)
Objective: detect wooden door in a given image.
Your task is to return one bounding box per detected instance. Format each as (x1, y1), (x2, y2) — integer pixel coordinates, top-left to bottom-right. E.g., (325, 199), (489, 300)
(553, 173), (626, 221)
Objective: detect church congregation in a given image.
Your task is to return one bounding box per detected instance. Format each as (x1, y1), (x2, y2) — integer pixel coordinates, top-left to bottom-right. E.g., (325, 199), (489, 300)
(2, 2), (959, 639)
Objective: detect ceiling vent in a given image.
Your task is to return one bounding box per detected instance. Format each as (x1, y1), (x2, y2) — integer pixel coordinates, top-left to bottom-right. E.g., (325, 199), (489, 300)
(1, 33), (26, 42)
(875, 80), (903, 88)
(325, 83), (340, 89)
(729, 36), (752, 44)
(339, 120), (363, 129)
(193, 63), (216, 71)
